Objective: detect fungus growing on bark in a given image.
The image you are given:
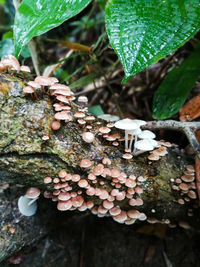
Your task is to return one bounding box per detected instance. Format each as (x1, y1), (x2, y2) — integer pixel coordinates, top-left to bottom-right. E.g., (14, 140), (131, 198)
(18, 195), (38, 216)
(114, 118), (139, 150)
(18, 187), (40, 217)
(97, 114), (119, 122)
(51, 120), (61, 130)
(1, 55), (20, 71)
(20, 65), (31, 72)
(82, 132), (95, 143)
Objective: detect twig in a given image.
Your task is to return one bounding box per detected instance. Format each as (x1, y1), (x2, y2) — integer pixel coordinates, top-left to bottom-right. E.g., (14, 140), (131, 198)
(13, 0), (20, 9)
(144, 120), (200, 157)
(28, 40), (40, 76)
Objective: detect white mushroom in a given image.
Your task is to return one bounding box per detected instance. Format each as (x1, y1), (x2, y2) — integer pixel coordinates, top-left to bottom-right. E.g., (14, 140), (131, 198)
(114, 118), (140, 149)
(138, 130), (156, 139)
(18, 195), (37, 216)
(98, 114), (120, 122)
(134, 139), (157, 155)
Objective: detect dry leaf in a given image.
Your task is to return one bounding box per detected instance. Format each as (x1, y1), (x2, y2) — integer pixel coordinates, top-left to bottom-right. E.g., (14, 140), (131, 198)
(179, 94), (200, 121)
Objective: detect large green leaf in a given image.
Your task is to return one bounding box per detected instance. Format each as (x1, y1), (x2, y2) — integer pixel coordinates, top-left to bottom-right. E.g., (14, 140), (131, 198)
(105, 0), (200, 83)
(13, 0), (92, 57)
(152, 43), (200, 120)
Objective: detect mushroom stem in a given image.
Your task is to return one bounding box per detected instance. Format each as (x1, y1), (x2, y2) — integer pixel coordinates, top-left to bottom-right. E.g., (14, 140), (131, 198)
(132, 135), (138, 153)
(27, 196), (39, 206)
(125, 131), (129, 149)
(133, 149), (146, 156)
(129, 135), (134, 151)
(33, 90), (38, 100)
(42, 85), (45, 95)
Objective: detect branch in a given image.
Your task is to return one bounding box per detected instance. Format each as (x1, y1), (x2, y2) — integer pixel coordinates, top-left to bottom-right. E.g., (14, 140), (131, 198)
(144, 120), (200, 157)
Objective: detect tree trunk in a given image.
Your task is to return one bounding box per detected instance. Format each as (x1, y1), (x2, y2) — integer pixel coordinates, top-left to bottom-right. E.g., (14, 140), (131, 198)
(0, 73), (199, 261)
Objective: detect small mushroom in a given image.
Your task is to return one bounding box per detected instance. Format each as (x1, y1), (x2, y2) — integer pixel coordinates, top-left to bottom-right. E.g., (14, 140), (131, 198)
(134, 139), (156, 155)
(18, 195), (37, 216)
(114, 118), (140, 150)
(98, 114), (120, 122)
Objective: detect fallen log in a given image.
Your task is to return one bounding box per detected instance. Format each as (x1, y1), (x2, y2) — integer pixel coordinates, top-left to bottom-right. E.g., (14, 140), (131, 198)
(0, 72), (200, 261)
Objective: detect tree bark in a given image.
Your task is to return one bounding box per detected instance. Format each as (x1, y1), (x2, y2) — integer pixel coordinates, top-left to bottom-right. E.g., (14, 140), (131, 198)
(0, 73), (199, 261)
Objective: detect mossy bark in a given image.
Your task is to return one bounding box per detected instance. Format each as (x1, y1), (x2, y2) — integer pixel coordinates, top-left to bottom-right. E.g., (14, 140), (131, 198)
(0, 73), (199, 261)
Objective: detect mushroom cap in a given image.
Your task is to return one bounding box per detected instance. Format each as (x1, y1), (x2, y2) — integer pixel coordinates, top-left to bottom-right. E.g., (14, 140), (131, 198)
(147, 139), (158, 148)
(35, 76), (56, 86)
(126, 127), (142, 135)
(57, 200), (72, 211)
(20, 65), (31, 72)
(54, 111), (72, 121)
(54, 89), (72, 96)
(27, 81), (41, 88)
(82, 132), (95, 143)
(26, 187), (40, 199)
(1, 55), (20, 71)
(134, 139), (154, 151)
(51, 120), (61, 130)
(80, 159), (92, 168)
(98, 114), (120, 122)
(131, 119), (147, 127)
(49, 83), (70, 90)
(23, 86), (34, 94)
(18, 196), (37, 216)
(138, 130), (155, 139)
(114, 118), (139, 131)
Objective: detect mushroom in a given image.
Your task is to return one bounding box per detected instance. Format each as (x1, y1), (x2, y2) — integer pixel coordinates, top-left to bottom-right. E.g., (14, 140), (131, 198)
(35, 76), (57, 94)
(114, 118), (140, 150)
(138, 130), (155, 140)
(134, 139), (157, 155)
(18, 195), (38, 216)
(98, 114), (120, 122)
(18, 187), (40, 216)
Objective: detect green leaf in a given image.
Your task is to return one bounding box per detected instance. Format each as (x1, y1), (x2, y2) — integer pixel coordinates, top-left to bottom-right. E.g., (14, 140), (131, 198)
(88, 105), (104, 117)
(14, 0), (92, 57)
(2, 31), (13, 40)
(98, 0), (107, 10)
(69, 73), (99, 90)
(0, 39), (14, 58)
(105, 0), (200, 83)
(152, 43), (200, 120)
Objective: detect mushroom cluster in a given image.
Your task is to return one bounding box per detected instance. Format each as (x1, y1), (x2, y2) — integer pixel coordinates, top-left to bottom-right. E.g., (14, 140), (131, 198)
(114, 118), (158, 155)
(43, 156), (148, 225)
(171, 164), (197, 210)
(3, 55), (197, 228)
(0, 55), (30, 73)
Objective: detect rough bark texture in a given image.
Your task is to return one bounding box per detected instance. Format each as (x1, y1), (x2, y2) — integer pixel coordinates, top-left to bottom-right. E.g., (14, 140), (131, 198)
(0, 73), (200, 262)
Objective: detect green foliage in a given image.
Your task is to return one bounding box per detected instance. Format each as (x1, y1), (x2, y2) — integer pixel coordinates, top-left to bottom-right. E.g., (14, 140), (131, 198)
(0, 39), (14, 57)
(14, 0), (92, 57)
(69, 73), (99, 90)
(88, 105), (104, 116)
(11, 0), (200, 119)
(98, 0), (107, 9)
(105, 0), (200, 83)
(2, 31), (13, 40)
(13, 0), (200, 83)
(0, 38), (30, 58)
(153, 43), (200, 120)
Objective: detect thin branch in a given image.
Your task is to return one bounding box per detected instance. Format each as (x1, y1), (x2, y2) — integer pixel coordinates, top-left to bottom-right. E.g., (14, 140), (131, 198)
(28, 40), (40, 76)
(144, 120), (200, 157)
